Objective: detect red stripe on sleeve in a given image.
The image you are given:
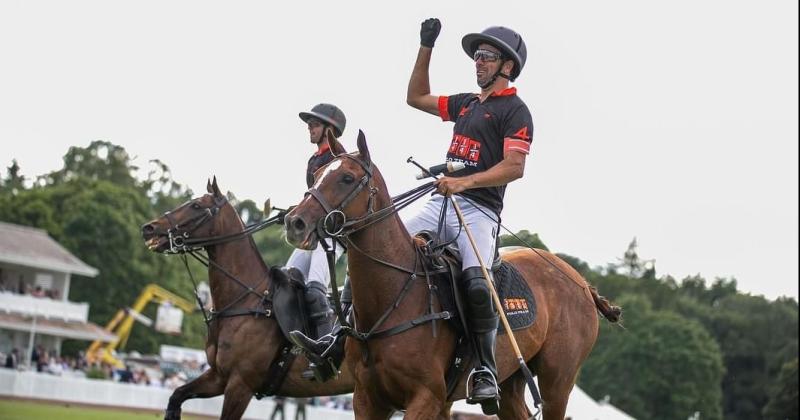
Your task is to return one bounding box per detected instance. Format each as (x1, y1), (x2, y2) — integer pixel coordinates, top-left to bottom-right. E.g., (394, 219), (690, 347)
(504, 138), (531, 155)
(438, 96), (450, 121)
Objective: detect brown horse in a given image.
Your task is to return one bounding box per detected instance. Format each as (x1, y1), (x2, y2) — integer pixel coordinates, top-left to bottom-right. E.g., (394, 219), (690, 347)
(284, 131), (620, 420)
(141, 178), (354, 420)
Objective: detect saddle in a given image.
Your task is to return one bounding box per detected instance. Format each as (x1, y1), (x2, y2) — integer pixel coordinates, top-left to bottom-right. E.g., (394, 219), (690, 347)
(413, 231), (537, 399)
(253, 266), (333, 398)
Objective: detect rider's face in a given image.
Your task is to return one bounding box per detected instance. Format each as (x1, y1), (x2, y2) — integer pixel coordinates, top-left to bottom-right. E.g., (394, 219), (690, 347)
(474, 43), (507, 87)
(307, 119), (324, 144)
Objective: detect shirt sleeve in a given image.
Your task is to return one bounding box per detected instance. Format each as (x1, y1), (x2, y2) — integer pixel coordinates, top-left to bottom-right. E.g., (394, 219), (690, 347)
(502, 102), (534, 155)
(439, 93), (474, 122)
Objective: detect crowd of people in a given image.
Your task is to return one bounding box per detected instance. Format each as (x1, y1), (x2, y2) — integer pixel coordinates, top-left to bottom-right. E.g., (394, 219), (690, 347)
(0, 345), (204, 391)
(0, 281), (61, 299)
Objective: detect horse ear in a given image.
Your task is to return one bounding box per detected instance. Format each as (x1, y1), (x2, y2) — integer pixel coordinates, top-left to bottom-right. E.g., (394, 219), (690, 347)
(211, 176), (222, 198)
(356, 130), (370, 164)
(206, 178), (213, 194)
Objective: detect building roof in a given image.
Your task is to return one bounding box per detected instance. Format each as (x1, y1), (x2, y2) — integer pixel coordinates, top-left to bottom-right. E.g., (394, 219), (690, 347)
(0, 312), (116, 342)
(0, 221), (98, 277)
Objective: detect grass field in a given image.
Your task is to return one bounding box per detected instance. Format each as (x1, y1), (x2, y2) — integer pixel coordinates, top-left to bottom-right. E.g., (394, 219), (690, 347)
(0, 398), (211, 420)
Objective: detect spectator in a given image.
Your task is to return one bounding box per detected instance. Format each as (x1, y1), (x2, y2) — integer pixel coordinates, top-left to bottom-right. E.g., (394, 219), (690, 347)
(4, 348), (18, 369)
(270, 396), (286, 420)
(119, 365), (134, 383)
(32, 285), (45, 297)
(294, 397), (307, 420)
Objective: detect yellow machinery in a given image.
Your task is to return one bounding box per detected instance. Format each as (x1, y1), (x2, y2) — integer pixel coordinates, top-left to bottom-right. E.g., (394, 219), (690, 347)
(86, 283), (197, 368)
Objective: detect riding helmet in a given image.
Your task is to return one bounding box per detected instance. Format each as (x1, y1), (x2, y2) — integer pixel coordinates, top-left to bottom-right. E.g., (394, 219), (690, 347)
(299, 103), (347, 138)
(461, 26), (527, 81)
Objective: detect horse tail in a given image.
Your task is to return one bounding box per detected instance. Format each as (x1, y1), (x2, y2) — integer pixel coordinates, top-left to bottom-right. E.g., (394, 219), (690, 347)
(589, 286), (621, 323)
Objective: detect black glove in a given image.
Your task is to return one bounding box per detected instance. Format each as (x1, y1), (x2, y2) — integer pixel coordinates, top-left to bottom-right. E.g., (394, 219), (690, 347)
(420, 18), (441, 48)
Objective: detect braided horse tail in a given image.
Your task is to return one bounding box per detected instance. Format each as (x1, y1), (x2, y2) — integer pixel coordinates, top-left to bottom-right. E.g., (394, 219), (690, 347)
(589, 286), (621, 323)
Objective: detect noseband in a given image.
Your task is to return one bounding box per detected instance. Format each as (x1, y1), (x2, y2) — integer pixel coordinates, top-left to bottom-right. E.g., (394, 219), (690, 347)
(305, 154), (378, 238)
(163, 196), (228, 253)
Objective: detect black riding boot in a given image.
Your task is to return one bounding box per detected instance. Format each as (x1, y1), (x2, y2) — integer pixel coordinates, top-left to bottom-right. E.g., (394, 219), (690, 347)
(305, 281), (334, 339)
(462, 266), (500, 415)
(289, 277), (352, 382)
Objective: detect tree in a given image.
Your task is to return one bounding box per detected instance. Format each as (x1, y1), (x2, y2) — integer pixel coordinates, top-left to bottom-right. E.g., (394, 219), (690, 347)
(1, 141), (206, 355)
(580, 294), (725, 420)
(0, 159), (25, 195)
(498, 229), (547, 250)
(763, 358), (799, 420)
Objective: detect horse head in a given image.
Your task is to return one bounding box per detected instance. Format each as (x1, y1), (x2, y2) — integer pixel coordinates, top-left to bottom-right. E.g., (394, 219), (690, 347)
(142, 176), (240, 253)
(285, 130), (389, 250)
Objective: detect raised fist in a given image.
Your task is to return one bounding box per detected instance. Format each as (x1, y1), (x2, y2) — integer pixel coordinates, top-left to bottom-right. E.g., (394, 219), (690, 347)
(420, 18), (441, 48)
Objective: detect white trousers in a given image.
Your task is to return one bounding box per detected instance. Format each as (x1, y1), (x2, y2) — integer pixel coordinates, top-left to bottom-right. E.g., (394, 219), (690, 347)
(403, 195), (499, 270)
(286, 238), (345, 289)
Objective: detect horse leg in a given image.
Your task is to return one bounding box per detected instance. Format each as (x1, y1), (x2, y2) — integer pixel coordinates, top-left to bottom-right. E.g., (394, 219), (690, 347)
(530, 355), (581, 420)
(219, 375), (255, 420)
(165, 369), (225, 420)
(497, 371), (532, 420)
(403, 388), (449, 420)
(352, 390), (394, 420)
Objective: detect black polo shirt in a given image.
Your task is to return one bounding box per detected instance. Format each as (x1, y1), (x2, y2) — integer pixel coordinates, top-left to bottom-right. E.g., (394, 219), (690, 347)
(306, 143), (335, 188)
(437, 87), (533, 215)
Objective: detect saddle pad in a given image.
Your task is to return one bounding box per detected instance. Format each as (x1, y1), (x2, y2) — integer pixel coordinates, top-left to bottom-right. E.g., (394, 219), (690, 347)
(494, 262), (536, 334)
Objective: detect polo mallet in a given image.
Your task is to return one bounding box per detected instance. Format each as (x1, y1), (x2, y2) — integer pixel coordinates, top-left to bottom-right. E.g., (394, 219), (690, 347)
(407, 157), (543, 415)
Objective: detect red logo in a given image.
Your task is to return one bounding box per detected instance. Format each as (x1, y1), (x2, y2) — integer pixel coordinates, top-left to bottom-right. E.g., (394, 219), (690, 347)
(448, 134), (481, 162)
(512, 126), (530, 140)
(504, 298), (529, 311)
(458, 107), (469, 117)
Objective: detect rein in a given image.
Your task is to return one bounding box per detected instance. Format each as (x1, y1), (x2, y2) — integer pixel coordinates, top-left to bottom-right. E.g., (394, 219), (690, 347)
(162, 198), (283, 324)
(306, 154), (450, 343)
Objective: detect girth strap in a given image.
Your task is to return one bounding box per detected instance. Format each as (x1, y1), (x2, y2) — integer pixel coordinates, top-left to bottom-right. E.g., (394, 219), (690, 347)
(365, 311), (452, 340)
(257, 342), (298, 398)
(209, 307), (272, 321)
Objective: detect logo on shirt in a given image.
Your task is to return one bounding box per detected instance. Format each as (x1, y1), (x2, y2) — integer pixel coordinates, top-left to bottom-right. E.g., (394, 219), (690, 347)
(448, 134), (481, 164)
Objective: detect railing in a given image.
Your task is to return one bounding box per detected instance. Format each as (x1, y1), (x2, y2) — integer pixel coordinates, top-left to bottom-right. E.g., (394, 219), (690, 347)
(0, 292), (89, 323)
(0, 369), (355, 420)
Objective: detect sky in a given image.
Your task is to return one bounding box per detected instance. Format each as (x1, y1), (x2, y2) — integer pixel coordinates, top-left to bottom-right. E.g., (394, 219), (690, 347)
(1, 1), (797, 299)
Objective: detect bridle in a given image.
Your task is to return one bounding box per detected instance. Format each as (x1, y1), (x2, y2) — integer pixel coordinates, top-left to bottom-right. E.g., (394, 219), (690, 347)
(305, 153), (379, 238)
(305, 153), (436, 240)
(301, 153), (450, 343)
(157, 195), (283, 324)
(163, 196), (229, 253)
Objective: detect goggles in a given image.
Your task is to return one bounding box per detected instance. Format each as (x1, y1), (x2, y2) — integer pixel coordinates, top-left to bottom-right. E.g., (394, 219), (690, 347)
(473, 49), (503, 63)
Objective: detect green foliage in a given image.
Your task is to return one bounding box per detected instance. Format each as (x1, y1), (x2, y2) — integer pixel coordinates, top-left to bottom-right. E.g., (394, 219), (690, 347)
(498, 229), (547, 250)
(763, 358), (799, 420)
(0, 141), (203, 355)
(580, 294), (725, 420)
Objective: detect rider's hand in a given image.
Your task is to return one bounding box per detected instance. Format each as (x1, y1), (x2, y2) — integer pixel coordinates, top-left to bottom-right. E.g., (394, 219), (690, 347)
(435, 176), (472, 196)
(420, 18), (441, 48)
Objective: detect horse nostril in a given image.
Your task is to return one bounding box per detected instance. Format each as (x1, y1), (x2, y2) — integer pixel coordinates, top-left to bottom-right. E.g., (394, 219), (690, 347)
(292, 217), (306, 233)
(142, 224), (155, 236)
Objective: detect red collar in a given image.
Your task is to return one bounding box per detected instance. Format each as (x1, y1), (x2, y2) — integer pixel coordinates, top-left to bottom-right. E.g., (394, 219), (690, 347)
(490, 87), (517, 97)
(314, 143), (331, 156)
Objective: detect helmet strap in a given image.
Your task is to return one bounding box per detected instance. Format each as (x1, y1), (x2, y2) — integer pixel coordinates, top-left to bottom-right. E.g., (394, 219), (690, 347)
(479, 68), (511, 90)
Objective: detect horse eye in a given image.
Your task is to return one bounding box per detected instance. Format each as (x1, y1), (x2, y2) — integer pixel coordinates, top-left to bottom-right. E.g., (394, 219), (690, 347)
(191, 203), (202, 210)
(342, 174), (355, 184)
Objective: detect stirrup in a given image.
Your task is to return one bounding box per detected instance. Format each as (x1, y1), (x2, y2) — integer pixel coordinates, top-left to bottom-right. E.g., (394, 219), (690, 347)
(300, 358), (338, 382)
(465, 366), (500, 415)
